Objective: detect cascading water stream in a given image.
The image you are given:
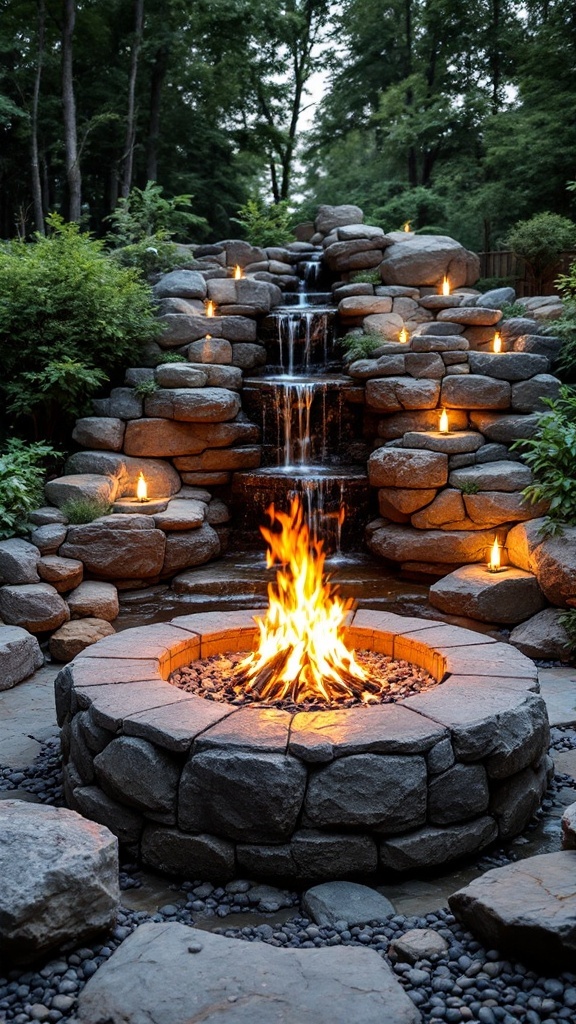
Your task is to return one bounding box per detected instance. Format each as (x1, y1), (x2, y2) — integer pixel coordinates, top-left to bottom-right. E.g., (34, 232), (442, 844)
(232, 247), (371, 553)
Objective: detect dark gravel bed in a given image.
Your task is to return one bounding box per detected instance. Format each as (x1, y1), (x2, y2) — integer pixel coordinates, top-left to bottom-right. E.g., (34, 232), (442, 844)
(169, 649), (437, 712)
(2, 734), (576, 1023)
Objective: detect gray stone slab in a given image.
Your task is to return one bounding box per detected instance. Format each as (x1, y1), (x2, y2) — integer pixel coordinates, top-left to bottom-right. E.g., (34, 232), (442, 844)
(289, 704), (446, 762)
(141, 826), (235, 880)
(75, 680), (188, 730)
(448, 851), (576, 970)
(468, 351), (549, 380)
(0, 626), (43, 691)
(70, 921), (421, 1024)
(380, 817), (498, 872)
(194, 707), (291, 753)
(291, 830), (378, 879)
(304, 753), (427, 832)
(443, 641), (538, 680)
(124, 694), (234, 752)
(303, 881), (395, 927)
(94, 736), (180, 819)
(428, 763), (489, 824)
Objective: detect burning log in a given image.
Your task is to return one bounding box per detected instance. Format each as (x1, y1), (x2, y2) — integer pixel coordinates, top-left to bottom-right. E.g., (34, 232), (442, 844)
(233, 497), (379, 704)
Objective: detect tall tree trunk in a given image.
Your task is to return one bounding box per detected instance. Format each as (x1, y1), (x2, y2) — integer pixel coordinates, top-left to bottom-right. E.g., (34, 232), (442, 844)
(62, 0), (81, 221)
(31, 0), (46, 233)
(121, 0), (145, 198)
(146, 41), (169, 182)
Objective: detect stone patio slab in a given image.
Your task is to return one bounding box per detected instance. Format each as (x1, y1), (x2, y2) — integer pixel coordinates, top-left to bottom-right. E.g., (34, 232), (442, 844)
(289, 704), (447, 762)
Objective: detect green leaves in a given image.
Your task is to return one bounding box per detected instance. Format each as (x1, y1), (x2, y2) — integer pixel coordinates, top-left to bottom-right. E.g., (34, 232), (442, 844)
(232, 198), (294, 247)
(512, 386), (576, 532)
(0, 439), (59, 540)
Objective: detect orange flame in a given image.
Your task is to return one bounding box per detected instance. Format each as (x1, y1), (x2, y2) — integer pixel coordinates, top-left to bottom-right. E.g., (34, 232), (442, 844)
(233, 264), (243, 279)
(493, 331), (502, 353)
(402, 220), (411, 233)
(205, 300), (215, 317)
(488, 537), (501, 570)
(136, 472), (148, 502)
(439, 408), (449, 433)
(234, 497), (370, 704)
(399, 327), (408, 343)
(441, 276), (451, 296)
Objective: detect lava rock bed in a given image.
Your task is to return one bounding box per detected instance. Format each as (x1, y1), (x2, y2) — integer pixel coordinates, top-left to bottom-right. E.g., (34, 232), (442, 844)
(2, 732), (576, 1024)
(169, 649), (437, 712)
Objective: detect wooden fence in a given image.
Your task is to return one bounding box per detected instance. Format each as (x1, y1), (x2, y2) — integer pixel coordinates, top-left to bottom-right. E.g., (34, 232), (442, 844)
(478, 250), (576, 297)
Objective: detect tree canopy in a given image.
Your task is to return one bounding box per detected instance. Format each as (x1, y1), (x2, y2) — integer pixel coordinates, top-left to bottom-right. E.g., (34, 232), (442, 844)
(0, 0), (574, 248)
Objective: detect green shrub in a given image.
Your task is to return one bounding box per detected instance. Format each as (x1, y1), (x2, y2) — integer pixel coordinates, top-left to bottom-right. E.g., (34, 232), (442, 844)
(232, 198), (293, 248)
(109, 237), (184, 276)
(558, 609), (576, 653)
(499, 301), (529, 320)
(351, 270), (381, 285)
(106, 181), (207, 244)
(0, 439), (59, 539)
(455, 480), (480, 495)
(511, 385), (576, 533)
(133, 379), (159, 397)
(340, 332), (382, 363)
(61, 496), (113, 524)
(505, 213), (576, 291)
(0, 215), (160, 439)
(152, 351), (187, 364)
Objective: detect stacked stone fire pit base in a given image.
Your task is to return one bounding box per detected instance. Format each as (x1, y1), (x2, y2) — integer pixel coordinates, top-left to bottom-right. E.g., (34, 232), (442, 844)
(56, 609), (551, 882)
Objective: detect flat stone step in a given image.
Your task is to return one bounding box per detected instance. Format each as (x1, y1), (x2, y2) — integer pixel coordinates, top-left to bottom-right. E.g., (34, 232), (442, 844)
(70, 921), (421, 1024)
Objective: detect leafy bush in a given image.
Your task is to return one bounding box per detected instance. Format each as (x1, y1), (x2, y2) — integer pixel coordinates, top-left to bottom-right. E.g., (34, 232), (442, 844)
(0, 439), (59, 539)
(0, 215), (160, 439)
(505, 213), (576, 291)
(61, 497), (113, 524)
(558, 609), (576, 653)
(232, 198), (293, 247)
(499, 301), (529, 320)
(133, 379), (159, 397)
(511, 386), (576, 533)
(547, 259), (576, 379)
(106, 181), (207, 245)
(109, 238), (184, 276)
(151, 351), (187, 365)
(351, 270), (381, 284)
(340, 332), (382, 363)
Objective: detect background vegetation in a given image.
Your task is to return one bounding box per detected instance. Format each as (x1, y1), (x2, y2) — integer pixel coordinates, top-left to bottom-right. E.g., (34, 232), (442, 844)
(0, 1), (574, 250)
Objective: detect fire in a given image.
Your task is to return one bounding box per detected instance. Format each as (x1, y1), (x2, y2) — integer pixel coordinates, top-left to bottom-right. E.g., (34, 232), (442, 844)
(439, 408), (449, 433)
(488, 537), (501, 571)
(493, 331), (502, 353)
(399, 327), (408, 343)
(441, 276), (451, 296)
(234, 497), (378, 704)
(233, 264), (243, 279)
(136, 472), (148, 502)
(402, 220), (411, 232)
(205, 300), (215, 317)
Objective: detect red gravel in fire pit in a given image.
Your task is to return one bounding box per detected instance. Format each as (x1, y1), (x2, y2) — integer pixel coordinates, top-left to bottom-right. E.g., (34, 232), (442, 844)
(169, 650), (438, 713)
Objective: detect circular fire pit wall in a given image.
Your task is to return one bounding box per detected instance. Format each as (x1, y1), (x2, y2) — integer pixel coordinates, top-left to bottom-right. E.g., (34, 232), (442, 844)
(56, 609), (551, 881)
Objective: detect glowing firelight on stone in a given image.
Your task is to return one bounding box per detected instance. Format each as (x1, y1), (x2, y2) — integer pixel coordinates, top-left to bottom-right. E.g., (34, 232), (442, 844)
(441, 276), (451, 296)
(234, 497), (379, 704)
(399, 327), (408, 343)
(233, 265), (243, 279)
(205, 300), (215, 317)
(439, 408), (449, 433)
(136, 472), (148, 502)
(402, 220), (411, 232)
(493, 331), (502, 353)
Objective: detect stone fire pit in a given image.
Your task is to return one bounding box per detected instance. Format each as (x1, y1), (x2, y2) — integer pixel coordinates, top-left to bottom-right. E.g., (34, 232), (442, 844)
(55, 609), (551, 881)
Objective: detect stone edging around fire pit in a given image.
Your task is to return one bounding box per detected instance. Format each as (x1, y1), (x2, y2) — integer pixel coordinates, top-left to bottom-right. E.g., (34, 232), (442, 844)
(55, 609), (551, 882)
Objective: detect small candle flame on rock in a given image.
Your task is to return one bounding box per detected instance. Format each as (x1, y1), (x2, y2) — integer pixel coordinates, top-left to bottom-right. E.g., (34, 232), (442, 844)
(488, 537), (501, 571)
(402, 220), (411, 232)
(493, 331), (502, 353)
(441, 276), (451, 296)
(233, 265), (243, 279)
(205, 300), (215, 317)
(439, 408), (449, 433)
(136, 472), (148, 502)
(399, 327), (408, 343)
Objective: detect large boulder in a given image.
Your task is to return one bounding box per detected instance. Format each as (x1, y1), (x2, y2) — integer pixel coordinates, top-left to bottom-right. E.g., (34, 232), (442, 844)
(367, 520), (499, 566)
(161, 523), (221, 574)
(144, 388), (241, 423)
(0, 583), (70, 632)
(509, 608), (573, 660)
(315, 204), (364, 235)
(380, 235), (479, 288)
(70, 921), (420, 1024)
(49, 618), (116, 663)
(65, 451), (181, 499)
(531, 528), (576, 606)
(45, 473), (119, 509)
(0, 800), (119, 963)
(0, 625), (43, 690)
(0, 538), (40, 584)
(60, 515), (166, 579)
(153, 270), (207, 300)
(72, 417), (126, 452)
(429, 565), (545, 624)
(369, 447), (448, 489)
(449, 852), (576, 970)
(66, 581), (119, 621)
